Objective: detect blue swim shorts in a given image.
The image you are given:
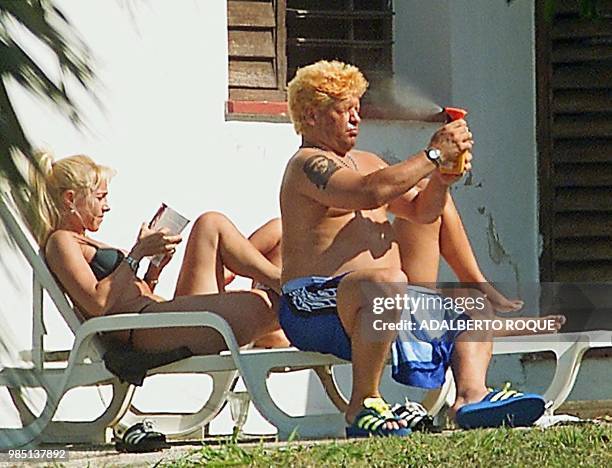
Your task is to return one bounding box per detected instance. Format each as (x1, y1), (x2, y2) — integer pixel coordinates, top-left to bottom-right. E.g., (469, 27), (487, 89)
(279, 275), (471, 388)
(279, 274), (352, 361)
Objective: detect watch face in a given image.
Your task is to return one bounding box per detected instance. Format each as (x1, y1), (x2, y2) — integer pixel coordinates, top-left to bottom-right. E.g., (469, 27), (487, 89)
(427, 148), (441, 161)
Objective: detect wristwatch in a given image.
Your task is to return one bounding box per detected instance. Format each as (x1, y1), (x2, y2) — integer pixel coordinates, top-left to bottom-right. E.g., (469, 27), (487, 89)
(124, 255), (140, 274)
(424, 147), (442, 166)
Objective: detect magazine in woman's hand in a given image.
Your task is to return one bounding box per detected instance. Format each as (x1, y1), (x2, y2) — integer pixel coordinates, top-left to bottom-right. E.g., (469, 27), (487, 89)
(148, 203), (190, 266)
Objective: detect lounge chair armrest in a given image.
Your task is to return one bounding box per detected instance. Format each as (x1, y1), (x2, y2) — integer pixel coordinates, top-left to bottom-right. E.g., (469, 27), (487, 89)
(72, 311), (241, 360)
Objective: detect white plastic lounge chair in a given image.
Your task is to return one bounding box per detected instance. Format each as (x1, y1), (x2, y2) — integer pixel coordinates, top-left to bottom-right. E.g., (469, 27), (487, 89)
(2, 186), (608, 448)
(426, 331), (612, 418)
(0, 189), (240, 447)
(0, 188), (353, 447)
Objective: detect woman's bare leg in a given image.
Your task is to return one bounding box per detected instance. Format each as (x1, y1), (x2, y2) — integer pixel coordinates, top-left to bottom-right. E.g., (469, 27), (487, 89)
(437, 196), (524, 312)
(394, 185), (563, 336)
(130, 290), (280, 354)
(248, 218), (282, 267)
(393, 182), (522, 312)
(448, 288), (566, 337)
(247, 218), (290, 348)
(174, 212), (280, 296)
(393, 215), (442, 287)
(222, 217), (282, 287)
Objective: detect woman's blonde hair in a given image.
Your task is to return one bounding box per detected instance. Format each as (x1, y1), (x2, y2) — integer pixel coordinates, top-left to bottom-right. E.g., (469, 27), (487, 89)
(287, 60), (368, 135)
(28, 152), (115, 245)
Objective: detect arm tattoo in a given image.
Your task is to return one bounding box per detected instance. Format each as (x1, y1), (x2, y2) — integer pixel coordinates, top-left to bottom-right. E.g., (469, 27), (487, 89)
(303, 154), (340, 190)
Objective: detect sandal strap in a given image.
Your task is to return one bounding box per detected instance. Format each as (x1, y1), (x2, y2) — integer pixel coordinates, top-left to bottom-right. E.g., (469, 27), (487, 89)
(355, 408), (392, 432)
(362, 397), (395, 420)
(116, 421), (169, 453)
(392, 400), (438, 432)
(354, 397), (398, 433)
(488, 382), (525, 402)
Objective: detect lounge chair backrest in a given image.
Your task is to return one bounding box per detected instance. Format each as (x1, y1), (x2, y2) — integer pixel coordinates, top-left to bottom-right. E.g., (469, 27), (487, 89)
(0, 187), (104, 360)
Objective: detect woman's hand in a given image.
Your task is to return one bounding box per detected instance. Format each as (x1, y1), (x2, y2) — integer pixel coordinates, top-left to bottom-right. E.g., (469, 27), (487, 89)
(143, 247), (176, 286)
(130, 223), (182, 260)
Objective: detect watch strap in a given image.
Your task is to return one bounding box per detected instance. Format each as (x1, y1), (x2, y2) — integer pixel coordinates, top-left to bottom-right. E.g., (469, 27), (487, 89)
(124, 255), (140, 274)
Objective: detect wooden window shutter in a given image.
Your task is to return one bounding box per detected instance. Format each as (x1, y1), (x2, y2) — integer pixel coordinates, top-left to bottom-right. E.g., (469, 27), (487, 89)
(286, 0), (393, 100)
(538, 0), (612, 281)
(227, 0), (287, 101)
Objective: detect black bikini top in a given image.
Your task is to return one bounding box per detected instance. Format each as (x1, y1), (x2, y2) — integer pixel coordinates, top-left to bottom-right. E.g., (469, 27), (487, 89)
(89, 247), (125, 280)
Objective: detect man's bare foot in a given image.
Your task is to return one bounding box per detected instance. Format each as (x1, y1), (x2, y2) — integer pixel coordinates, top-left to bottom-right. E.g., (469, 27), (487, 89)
(544, 314), (566, 332)
(448, 389), (489, 421)
(490, 297), (524, 313)
(346, 397), (407, 431)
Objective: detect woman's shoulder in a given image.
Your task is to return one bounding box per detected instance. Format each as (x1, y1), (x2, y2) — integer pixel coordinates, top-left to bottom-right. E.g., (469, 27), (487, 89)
(44, 230), (81, 256)
(46, 229), (80, 246)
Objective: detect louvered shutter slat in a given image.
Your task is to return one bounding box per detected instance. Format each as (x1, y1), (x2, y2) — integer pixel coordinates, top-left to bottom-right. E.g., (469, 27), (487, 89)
(227, 0), (287, 101)
(540, 0), (612, 281)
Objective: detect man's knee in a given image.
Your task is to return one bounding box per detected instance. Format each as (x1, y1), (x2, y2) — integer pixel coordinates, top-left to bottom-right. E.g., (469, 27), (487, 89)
(365, 267), (407, 285)
(351, 268), (407, 322)
(457, 327), (494, 347)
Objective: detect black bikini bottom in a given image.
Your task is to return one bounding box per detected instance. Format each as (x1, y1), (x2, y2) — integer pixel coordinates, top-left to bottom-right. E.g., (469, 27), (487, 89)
(126, 302), (157, 348)
(104, 302), (193, 386)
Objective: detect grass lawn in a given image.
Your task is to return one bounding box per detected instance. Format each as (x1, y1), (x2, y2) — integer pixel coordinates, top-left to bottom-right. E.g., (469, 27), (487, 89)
(160, 423), (611, 467)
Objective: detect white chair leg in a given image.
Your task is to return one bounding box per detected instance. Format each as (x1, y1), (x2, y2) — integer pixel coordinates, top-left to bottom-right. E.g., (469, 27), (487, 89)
(0, 390), (59, 448)
(312, 365), (348, 413)
(543, 341), (589, 412)
(6, 386), (37, 429)
(239, 360), (346, 440)
(421, 368), (454, 417)
(40, 381), (133, 444)
(115, 370), (237, 438)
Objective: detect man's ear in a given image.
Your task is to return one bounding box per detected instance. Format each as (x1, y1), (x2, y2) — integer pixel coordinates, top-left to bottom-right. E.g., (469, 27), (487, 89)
(304, 105), (317, 127)
(62, 190), (76, 209)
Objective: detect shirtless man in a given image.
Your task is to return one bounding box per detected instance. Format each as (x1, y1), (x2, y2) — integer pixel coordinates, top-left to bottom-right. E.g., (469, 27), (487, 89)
(279, 60), (546, 437)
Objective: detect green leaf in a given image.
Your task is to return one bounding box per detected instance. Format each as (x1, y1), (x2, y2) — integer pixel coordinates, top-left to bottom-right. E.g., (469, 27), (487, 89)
(0, 0), (96, 231)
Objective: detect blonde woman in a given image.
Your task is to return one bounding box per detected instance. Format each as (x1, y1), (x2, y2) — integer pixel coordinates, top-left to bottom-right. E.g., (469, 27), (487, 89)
(29, 152), (282, 355)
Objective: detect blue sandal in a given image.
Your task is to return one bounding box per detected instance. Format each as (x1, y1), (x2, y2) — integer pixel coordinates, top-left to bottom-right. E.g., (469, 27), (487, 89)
(455, 384), (546, 429)
(346, 397), (412, 438)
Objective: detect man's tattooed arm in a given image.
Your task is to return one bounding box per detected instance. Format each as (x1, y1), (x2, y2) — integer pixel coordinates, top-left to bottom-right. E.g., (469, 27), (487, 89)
(303, 154), (340, 190)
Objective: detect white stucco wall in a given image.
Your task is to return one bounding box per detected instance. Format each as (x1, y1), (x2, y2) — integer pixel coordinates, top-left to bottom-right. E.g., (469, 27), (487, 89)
(394, 0), (539, 291)
(0, 0), (302, 435)
(4, 0), (584, 439)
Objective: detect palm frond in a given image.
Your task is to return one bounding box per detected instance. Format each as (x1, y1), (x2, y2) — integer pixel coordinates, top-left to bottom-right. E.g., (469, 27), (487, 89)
(0, 39), (81, 124)
(0, 0), (96, 228)
(0, 0), (94, 88)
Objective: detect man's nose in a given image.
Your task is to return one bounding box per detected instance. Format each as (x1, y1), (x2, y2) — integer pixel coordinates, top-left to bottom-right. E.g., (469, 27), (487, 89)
(350, 109), (361, 124)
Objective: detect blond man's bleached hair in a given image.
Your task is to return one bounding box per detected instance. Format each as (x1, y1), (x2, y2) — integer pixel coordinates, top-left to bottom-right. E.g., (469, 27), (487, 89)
(287, 60), (368, 135)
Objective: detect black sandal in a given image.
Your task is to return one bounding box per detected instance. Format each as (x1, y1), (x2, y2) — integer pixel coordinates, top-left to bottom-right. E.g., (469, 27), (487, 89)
(391, 400), (441, 433)
(115, 421), (171, 453)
